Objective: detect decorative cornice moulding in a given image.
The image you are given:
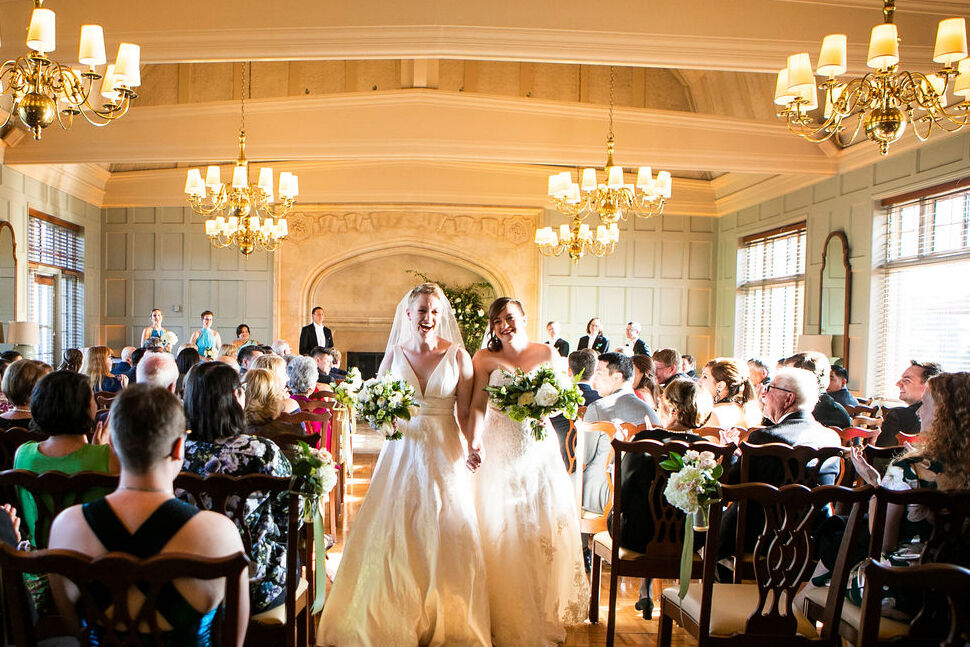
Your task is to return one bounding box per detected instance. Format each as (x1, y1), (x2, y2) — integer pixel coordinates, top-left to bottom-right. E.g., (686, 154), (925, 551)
(8, 163), (110, 207)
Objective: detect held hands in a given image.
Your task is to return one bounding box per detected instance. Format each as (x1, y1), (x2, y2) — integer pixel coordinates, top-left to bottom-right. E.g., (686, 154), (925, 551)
(850, 445), (881, 487)
(466, 444), (484, 473)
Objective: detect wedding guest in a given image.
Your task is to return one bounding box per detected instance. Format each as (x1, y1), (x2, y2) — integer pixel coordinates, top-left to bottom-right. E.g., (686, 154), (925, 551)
(175, 347), (201, 396)
(271, 339), (292, 356)
(0, 359), (10, 413)
(310, 346), (337, 385)
(286, 355), (331, 448)
(585, 352), (661, 427)
(217, 344), (238, 360)
(139, 307), (168, 346)
(130, 347), (148, 377)
(111, 346), (137, 382)
(251, 354), (298, 413)
(189, 310), (222, 359)
(747, 358), (771, 400)
(1, 360), (52, 430)
(328, 348), (348, 380)
(237, 345), (264, 375)
(48, 384), (248, 646)
(136, 352), (179, 392)
(682, 354), (698, 379)
(653, 348), (687, 387)
(550, 349), (601, 468)
(234, 323), (257, 349)
(826, 365), (859, 408)
(243, 369), (303, 447)
(216, 355), (241, 372)
(299, 306), (333, 356)
(58, 349), (83, 373)
(877, 360), (942, 447)
(631, 354), (661, 410)
(698, 358), (762, 428)
(14, 371), (118, 546)
(2, 350), (22, 363)
(81, 346), (127, 394)
(144, 336), (166, 352)
(577, 317), (609, 353)
(545, 321), (569, 357)
(181, 361), (293, 615)
(657, 377), (714, 432)
(784, 351), (851, 428)
(622, 322), (649, 356)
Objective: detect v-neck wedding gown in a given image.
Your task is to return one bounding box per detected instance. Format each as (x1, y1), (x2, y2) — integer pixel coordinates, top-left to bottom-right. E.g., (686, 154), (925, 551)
(316, 344), (490, 647)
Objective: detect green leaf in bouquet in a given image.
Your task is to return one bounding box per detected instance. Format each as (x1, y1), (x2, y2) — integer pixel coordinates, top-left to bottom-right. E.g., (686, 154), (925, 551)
(711, 464), (723, 480)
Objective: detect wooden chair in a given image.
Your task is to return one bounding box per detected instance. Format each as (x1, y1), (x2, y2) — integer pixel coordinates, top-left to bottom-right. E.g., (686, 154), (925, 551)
(692, 427), (727, 442)
(295, 398), (334, 413)
(577, 421), (620, 538)
(896, 431), (921, 446)
(617, 422), (646, 441)
(0, 427), (46, 472)
(834, 426), (881, 446)
(252, 431), (321, 454)
(658, 483), (873, 647)
(173, 472), (311, 647)
(93, 392), (117, 409)
(846, 404), (880, 418)
(308, 389), (336, 401)
(591, 438), (735, 647)
(563, 417), (579, 474)
(0, 543), (248, 647)
(857, 561), (970, 647)
(277, 409), (340, 526)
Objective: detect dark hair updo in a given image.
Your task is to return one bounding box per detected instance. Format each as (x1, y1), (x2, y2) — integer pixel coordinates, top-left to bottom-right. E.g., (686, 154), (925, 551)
(485, 297), (524, 353)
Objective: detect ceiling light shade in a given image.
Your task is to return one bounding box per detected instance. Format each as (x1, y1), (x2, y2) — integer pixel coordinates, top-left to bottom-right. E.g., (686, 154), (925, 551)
(26, 8), (56, 53)
(78, 25), (106, 66)
(867, 23), (899, 69)
(817, 34), (848, 77)
(774, 69), (795, 105)
(787, 53), (814, 92)
(933, 18), (967, 66)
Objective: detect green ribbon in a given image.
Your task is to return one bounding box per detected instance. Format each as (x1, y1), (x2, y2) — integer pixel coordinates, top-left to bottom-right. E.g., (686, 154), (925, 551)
(310, 501), (327, 614)
(678, 513), (693, 599)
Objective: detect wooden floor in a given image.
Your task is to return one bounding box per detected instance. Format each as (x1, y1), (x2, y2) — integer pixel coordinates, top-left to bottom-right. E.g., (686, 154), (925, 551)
(324, 427), (694, 647)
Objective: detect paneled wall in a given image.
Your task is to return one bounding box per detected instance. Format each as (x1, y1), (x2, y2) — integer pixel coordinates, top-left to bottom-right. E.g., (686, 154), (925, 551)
(540, 210), (717, 363)
(715, 132), (970, 396)
(101, 206), (274, 351)
(0, 165), (101, 349)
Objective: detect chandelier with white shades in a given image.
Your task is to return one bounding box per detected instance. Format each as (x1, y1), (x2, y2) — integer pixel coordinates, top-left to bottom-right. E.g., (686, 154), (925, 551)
(775, 0), (970, 155)
(0, 0), (141, 140)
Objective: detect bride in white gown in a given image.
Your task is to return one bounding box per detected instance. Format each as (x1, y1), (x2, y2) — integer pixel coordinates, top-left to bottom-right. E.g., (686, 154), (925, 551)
(317, 283), (490, 647)
(468, 297), (589, 646)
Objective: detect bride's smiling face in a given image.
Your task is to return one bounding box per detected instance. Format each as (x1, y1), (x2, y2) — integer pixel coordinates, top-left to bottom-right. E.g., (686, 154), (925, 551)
(492, 304), (526, 342)
(407, 294), (443, 340)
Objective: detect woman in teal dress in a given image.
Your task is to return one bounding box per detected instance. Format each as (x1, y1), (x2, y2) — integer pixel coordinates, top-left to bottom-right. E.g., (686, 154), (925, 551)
(140, 308), (168, 347)
(189, 310), (222, 359)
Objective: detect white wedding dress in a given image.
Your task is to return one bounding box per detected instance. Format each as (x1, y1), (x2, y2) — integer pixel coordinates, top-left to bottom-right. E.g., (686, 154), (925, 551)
(474, 367), (589, 647)
(316, 344), (491, 647)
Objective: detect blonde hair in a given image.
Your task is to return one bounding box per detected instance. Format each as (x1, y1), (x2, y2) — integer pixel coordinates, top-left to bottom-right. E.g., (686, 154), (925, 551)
(251, 354), (287, 387)
(80, 346), (113, 386)
(217, 344), (238, 360)
(243, 368), (285, 425)
(407, 282), (447, 307)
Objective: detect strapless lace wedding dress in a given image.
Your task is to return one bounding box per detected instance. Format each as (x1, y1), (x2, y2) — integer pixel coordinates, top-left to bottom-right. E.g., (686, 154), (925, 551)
(473, 368), (589, 647)
(317, 345), (490, 647)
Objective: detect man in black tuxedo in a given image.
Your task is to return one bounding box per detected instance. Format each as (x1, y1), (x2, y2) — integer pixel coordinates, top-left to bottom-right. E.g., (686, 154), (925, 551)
(299, 307), (334, 356)
(551, 349), (600, 468)
(622, 321), (649, 356)
(876, 360), (942, 446)
(545, 321), (569, 357)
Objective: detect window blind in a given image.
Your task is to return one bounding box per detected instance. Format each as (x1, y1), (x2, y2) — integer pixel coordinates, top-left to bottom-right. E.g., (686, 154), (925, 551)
(28, 214), (84, 273)
(735, 223), (806, 364)
(874, 184), (970, 398)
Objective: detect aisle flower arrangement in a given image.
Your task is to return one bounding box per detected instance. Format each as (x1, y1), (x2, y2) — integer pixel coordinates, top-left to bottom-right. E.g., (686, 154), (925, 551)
(333, 366), (363, 408)
(660, 449), (723, 598)
(289, 441), (338, 613)
(355, 372), (419, 440)
(484, 366), (583, 441)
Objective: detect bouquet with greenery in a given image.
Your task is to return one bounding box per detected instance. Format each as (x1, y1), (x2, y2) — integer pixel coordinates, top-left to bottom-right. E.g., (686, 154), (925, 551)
(288, 441), (338, 614)
(162, 331), (178, 351)
(333, 366), (363, 408)
(355, 372), (420, 440)
(484, 365), (583, 441)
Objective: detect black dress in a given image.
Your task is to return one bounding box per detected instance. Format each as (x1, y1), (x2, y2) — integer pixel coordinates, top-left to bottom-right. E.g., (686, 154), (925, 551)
(577, 334), (610, 353)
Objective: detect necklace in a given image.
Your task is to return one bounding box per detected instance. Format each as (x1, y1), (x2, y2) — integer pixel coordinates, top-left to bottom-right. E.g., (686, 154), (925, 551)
(118, 485), (174, 494)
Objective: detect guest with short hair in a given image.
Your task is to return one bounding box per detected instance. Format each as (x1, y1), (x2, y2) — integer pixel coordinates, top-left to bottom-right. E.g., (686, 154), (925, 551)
(585, 352), (661, 426)
(251, 354), (298, 413)
(47, 384), (247, 646)
(299, 306), (333, 356)
(876, 360), (943, 447)
(1, 360), (53, 430)
(545, 321), (569, 357)
(130, 347), (148, 377)
(681, 354), (698, 379)
(652, 348), (687, 387)
(550, 349), (601, 468)
(136, 352), (179, 392)
(328, 348), (348, 380)
(631, 354), (661, 410)
(175, 347), (202, 396)
(699, 357), (762, 428)
(181, 362), (292, 615)
(2, 350), (23, 363)
(286, 355), (331, 447)
(577, 317), (609, 353)
(237, 345), (264, 374)
(271, 339), (292, 356)
(310, 346), (337, 385)
(785, 351), (851, 428)
(58, 348), (83, 373)
(189, 310), (222, 358)
(81, 346), (128, 393)
(747, 357), (771, 400)
(216, 355), (241, 372)
(217, 344), (238, 360)
(111, 346), (137, 382)
(622, 322), (649, 356)
(826, 364), (858, 408)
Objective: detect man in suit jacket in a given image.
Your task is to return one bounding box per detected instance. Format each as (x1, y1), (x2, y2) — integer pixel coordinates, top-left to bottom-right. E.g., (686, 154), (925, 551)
(551, 349), (600, 468)
(545, 321), (570, 358)
(299, 306), (334, 356)
(622, 321), (649, 356)
(653, 348), (689, 387)
(826, 365), (859, 409)
(584, 352), (661, 427)
(876, 360), (942, 446)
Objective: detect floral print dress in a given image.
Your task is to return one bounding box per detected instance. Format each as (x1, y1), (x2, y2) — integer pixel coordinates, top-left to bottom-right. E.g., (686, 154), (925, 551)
(182, 434), (292, 614)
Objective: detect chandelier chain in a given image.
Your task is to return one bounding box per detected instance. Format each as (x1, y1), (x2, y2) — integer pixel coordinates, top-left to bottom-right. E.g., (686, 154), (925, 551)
(608, 65), (615, 141)
(240, 62), (247, 133)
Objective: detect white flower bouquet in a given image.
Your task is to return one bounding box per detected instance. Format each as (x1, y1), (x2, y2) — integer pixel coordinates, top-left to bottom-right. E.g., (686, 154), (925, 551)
(484, 365), (584, 441)
(355, 372), (420, 440)
(288, 441), (338, 614)
(333, 366), (363, 408)
(162, 330), (178, 350)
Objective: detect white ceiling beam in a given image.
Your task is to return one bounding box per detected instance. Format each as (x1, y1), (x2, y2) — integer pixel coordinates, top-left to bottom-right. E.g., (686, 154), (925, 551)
(4, 90), (834, 176)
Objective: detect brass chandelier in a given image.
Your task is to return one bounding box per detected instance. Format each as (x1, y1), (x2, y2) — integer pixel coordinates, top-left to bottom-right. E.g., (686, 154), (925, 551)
(184, 64), (297, 256)
(535, 219), (619, 263)
(0, 0), (141, 140)
(775, 0), (970, 155)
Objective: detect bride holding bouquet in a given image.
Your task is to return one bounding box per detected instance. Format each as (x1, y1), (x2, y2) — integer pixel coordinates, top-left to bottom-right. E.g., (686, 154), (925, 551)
(317, 283), (490, 647)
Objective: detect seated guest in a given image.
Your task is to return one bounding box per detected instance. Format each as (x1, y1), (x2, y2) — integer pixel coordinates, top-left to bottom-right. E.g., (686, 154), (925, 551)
(217, 344), (239, 361)
(682, 354), (698, 379)
(58, 348), (83, 373)
(747, 358), (771, 400)
(847, 371), (970, 618)
(877, 360), (942, 447)
(616, 376), (711, 618)
(311, 346), (337, 385)
(250, 355), (299, 413)
(136, 352), (179, 392)
(286, 355), (332, 448)
(652, 348), (688, 387)
(545, 321), (569, 357)
(1, 360), (52, 430)
(237, 345), (264, 376)
(244, 368), (303, 446)
(0, 359), (9, 413)
(2, 350), (22, 363)
(234, 323), (257, 348)
(577, 317), (610, 353)
(826, 364), (858, 408)
(144, 336), (167, 352)
(14, 371), (118, 546)
(622, 321), (649, 356)
(175, 347), (202, 396)
(130, 347), (148, 377)
(182, 362), (293, 615)
(82, 346), (128, 393)
(631, 354), (660, 410)
(698, 358), (762, 428)
(585, 352), (660, 427)
(784, 351), (851, 428)
(328, 348), (348, 380)
(48, 385), (247, 646)
(551, 349), (601, 467)
(111, 346), (137, 382)
(271, 339), (292, 356)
